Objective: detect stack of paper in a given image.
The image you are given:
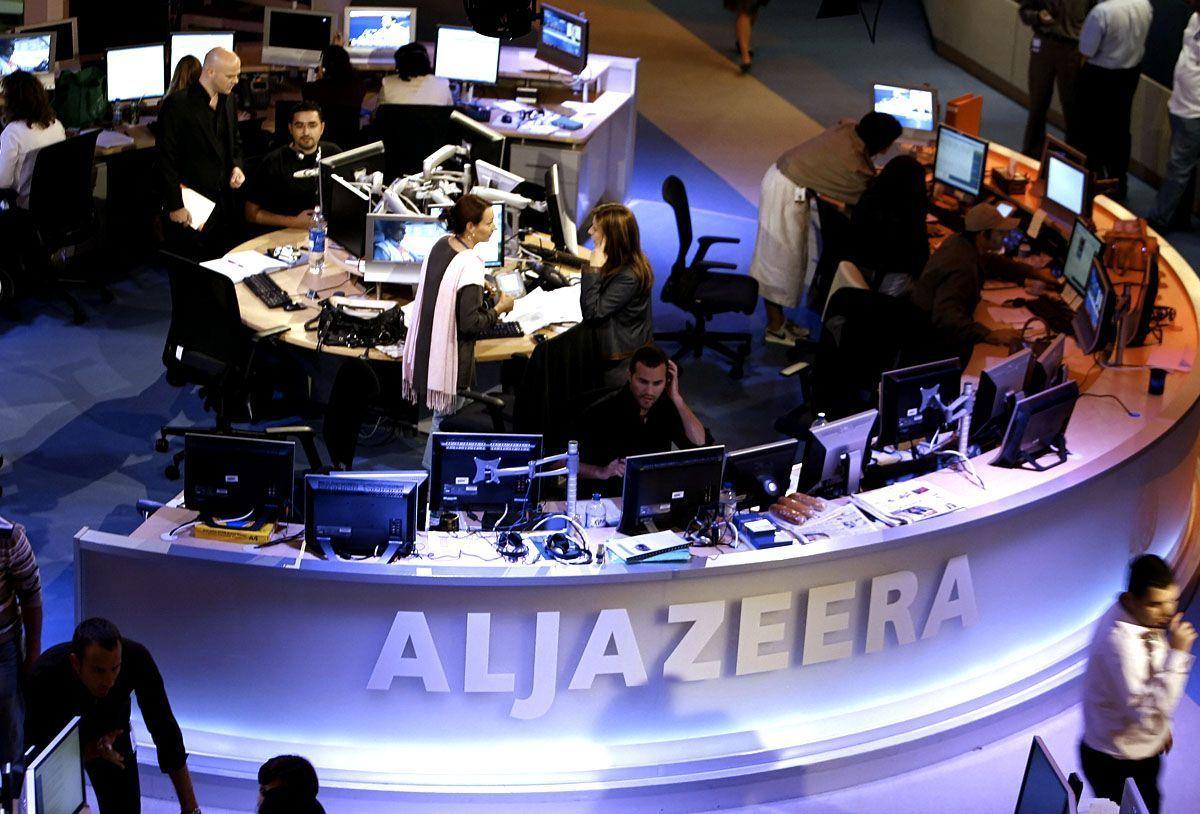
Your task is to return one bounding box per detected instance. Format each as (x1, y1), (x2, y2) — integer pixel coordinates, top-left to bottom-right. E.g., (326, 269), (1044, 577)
(503, 285), (582, 333)
(850, 481), (964, 527)
(200, 251), (288, 283)
(792, 503), (882, 543)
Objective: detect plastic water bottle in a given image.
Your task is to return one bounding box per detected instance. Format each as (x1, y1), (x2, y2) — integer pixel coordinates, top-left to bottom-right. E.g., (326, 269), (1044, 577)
(302, 206), (327, 299)
(719, 482), (737, 522)
(585, 493), (606, 528)
(811, 412), (828, 429)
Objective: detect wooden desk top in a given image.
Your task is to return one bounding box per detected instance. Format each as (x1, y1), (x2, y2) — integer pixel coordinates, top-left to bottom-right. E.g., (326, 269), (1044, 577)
(230, 229), (589, 364)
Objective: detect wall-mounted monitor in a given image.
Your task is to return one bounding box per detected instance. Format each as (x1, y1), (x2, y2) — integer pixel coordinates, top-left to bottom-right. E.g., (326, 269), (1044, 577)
(537, 4), (589, 75)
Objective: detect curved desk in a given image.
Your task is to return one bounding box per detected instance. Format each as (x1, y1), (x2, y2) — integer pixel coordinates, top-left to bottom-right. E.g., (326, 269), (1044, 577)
(75, 146), (1200, 813)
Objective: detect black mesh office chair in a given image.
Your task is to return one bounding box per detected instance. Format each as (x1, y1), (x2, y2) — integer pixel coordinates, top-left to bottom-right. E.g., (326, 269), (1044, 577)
(20, 129), (104, 324)
(273, 100), (301, 149)
(654, 175), (759, 379)
(374, 104), (454, 180)
(154, 251), (322, 477)
(323, 359), (383, 471)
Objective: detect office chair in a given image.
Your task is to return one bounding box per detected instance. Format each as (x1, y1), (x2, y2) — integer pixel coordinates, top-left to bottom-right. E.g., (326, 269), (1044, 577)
(14, 129), (104, 324)
(374, 104), (454, 180)
(806, 197), (854, 312)
(323, 359), (383, 470)
(154, 251), (322, 477)
(654, 175), (758, 379)
(273, 100), (301, 149)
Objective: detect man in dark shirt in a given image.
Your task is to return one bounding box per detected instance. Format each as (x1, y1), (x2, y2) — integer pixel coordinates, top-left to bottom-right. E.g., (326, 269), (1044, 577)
(24, 618), (199, 814)
(1018, 0), (1095, 154)
(577, 345), (710, 497)
(157, 47), (245, 258)
(245, 101), (341, 231)
(909, 203), (1057, 360)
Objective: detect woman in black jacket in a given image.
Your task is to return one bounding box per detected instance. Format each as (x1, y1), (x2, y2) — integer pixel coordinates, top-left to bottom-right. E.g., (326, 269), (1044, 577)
(849, 154), (930, 297)
(580, 203), (655, 387)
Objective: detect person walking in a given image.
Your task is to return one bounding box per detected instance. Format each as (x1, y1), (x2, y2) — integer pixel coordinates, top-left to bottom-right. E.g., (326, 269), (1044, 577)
(726, 0), (769, 74)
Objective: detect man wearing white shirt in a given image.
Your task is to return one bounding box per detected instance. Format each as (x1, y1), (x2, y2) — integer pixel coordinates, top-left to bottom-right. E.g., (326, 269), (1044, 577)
(1079, 555), (1196, 814)
(1150, 1), (1200, 231)
(1077, 0), (1152, 201)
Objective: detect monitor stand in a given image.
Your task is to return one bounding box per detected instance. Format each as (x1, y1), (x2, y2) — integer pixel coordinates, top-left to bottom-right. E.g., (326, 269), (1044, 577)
(1011, 437), (1070, 472)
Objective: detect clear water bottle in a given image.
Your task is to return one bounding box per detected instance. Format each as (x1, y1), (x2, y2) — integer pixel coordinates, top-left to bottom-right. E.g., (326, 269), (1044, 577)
(302, 206), (327, 298)
(811, 412), (828, 429)
(719, 482), (737, 522)
(585, 493), (606, 528)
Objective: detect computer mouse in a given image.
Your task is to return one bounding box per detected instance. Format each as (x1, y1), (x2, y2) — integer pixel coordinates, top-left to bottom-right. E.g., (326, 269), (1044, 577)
(283, 302), (306, 312)
(500, 113), (514, 124)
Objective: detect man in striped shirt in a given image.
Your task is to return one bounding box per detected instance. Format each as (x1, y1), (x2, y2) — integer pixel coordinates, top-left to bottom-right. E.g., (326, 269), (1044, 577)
(0, 515), (42, 784)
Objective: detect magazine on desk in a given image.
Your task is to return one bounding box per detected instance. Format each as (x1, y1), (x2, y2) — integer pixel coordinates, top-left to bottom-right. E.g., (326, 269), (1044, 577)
(792, 502), (883, 543)
(850, 481), (964, 527)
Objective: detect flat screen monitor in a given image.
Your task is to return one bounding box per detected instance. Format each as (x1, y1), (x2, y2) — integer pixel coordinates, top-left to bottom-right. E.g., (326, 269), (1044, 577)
(872, 82), (937, 133)
(23, 716), (85, 814)
(476, 159), (523, 192)
(796, 409), (877, 498)
(0, 32), (55, 81)
(545, 163), (578, 254)
(169, 31), (234, 77)
(1028, 332), (1067, 395)
(434, 25), (501, 85)
(428, 201), (504, 267)
(1046, 154), (1089, 218)
(451, 110), (506, 169)
(1063, 219), (1103, 296)
(725, 438), (799, 510)
(263, 8), (334, 68)
(304, 471), (426, 559)
(1038, 134), (1085, 182)
(429, 432), (543, 519)
(971, 348), (1031, 445)
(106, 43), (165, 102)
(618, 445), (726, 535)
(1072, 260), (1114, 355)
(327, 174), (371, 259)
(1012, 736), (1077, 814)
(343, 7), (416, 55)
(877, 358), (962, 447)
(934, 125), (988, 198)
(183, 433), (296, 522)
(1120, 777), (1149, 814)
(17, 18), (76, 62)
(367, 213), (450, 270)
(319, 140), (386, 209)
(537, 4), (589, 75)
(995, 380), (1080, 471)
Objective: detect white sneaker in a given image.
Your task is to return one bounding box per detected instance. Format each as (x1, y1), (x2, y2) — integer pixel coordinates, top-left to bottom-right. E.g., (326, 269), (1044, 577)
(784, 321), (810, 340)
(764, 328), (797, 347)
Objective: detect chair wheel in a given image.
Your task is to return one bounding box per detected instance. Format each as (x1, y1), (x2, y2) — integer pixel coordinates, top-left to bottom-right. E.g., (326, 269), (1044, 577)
(165, 464), (180, 481)
(154, 438), (169, 453)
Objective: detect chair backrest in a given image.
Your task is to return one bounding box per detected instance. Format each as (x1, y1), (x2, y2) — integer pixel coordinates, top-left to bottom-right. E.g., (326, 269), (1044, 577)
(661, 175), (693, 274)
(28, 129), (100, 242)
(809, 196), (854, 308)
(321, 104), (363, 150)
(160, 251), (245, 385)
(324, 358), (381, 469)
(821, 260), (869, 323)
(376, 104), (454, 179)
(513, 323), (602, 446)
(274, 100), (301, 148)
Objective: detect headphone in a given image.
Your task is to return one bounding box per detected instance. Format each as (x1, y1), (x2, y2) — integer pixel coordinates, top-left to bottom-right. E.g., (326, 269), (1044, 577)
(544, 532), (592, 564)
(497, 531), (529, 562)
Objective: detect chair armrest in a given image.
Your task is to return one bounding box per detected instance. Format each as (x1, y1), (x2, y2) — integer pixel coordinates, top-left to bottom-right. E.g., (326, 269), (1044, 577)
(694, 234), (741, 264)
(264, 424), (317, 437)
(251, 325), (290, 342)
(459, 388), (505, 409)
(694, 260), (738, 272)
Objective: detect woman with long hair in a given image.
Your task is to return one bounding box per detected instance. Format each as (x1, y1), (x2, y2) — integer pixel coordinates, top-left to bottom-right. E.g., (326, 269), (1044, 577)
(167, 54), (201, 96)
(849, 154), (930, 297)
(581, 203), (655, 386)
(0, 70), (65, 208)
(302, 45), (366, 119)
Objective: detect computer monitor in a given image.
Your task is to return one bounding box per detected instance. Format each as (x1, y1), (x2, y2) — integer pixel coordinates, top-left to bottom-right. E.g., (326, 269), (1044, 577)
(23, 716), (85, 814)
(429, 433), (543, 523)
(183, 433), (296, 522)
(995, 379), (1079, 470)
(0, 32), (56, 86)
(872, 82), (937, 135)
(796, 409), (877, 498)
(1072, 260), (1114, 355)
(451, 110), (506, 170)
(169, 31), (235, 76)
(434, 25), (501, 85)
(618, 445), (726, 535)
(545, 163), (579, 254)
(476, 159), (523, 192)
(366, 213), (450, 271)
(1027, 333), (1067, 395)
(971, 348), (1031, 446)
(1038, 134), (1085, 182)
(537, 4), (589, 75)
(877, 358), (962, 447)
(319, 140), (386, 210)
(1012, 736), (1077, 814)
(1045, 154), (1089, 219)
(934, 125), (989, 198)
(476, 202), (505, 268)
(262, 7), (334, 68)
(106, 43), (165, 102)
(725, 439), (800, 510)
(304, 471), (426, 560)
(327, 174), (371, 258)
(1062, 219), (1103, 296)
(18, 17), (77, 63)
(1120, 778), (1149, 814)
(343, 7), (416, 57)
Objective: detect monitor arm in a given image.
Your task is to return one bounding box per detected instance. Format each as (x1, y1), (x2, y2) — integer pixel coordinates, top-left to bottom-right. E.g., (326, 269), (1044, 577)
(474, 440), (580, 521)
(919, 381), (977, 460)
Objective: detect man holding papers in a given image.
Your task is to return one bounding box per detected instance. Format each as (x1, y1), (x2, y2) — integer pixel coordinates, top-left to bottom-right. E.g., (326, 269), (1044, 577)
(157, 47), (245, 258)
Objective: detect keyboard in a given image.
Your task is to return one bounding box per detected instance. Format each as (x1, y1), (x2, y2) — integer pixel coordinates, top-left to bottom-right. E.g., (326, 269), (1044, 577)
(1022, 295), (1076, 335)
(245, 272), (291, 309)
(478, 321), (525, 340)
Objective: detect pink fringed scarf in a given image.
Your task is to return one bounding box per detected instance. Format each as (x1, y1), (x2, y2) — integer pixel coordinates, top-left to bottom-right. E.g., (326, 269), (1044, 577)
(402, 249), (480, 413)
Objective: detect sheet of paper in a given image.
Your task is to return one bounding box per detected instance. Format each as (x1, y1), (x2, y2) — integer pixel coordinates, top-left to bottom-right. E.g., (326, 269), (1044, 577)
(986, 305), (1034, 325)
(502, 285), (582, 333)
(181, 185), (216, 232)
(199, 251), (287, 283)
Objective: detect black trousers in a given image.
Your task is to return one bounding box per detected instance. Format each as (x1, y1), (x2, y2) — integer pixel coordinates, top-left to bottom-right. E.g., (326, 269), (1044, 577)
(85, 747), (142, 814)
(1023, 34), (1083, 157)
(1079, 62), (1141, 200)
(1079, 741), (1161, 814)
